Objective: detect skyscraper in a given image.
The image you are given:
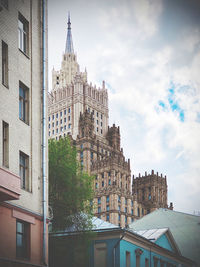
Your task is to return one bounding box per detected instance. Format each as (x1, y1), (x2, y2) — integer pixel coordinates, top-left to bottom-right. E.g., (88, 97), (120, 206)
(48, 16), (169, 227)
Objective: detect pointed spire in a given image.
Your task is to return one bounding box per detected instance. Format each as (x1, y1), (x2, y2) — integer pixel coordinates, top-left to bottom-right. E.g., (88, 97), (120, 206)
(65, 12), (74, 54)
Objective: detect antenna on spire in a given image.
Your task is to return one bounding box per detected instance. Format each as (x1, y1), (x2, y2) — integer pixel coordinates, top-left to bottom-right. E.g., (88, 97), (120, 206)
(65, 11), (74, 54)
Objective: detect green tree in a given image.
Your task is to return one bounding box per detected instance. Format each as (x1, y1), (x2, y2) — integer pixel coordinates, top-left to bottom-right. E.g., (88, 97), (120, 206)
(49, 137), (95, 267)
(49, 136), (94, 231)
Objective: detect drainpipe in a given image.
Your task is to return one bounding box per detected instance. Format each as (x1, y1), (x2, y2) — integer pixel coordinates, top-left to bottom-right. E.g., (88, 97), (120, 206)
(113, 230), (125, 267)
(42, 0), (47, 265)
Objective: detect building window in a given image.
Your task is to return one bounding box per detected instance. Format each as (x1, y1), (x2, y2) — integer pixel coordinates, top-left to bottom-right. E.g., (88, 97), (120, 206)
(106, 214), (109, 221)
(118, 205), (120, 211)
(68, 115), (70, 121)
(97, 127), (98, 132)
(52, 130), (54, 135)
(48, 116), (50, 121)
(68, 124), (71, 129)
(19, 82), (29, 124)
(91, 152), (93, 159)
(60, 111), (62, 117)
(153, 257), (158, 267)
(138, 207), (140, 217)
(16, 220), (30, 259)
(135, 249), (143, 267)
(52, 114), (54, 120)
(2, 121), (9, 167)
(19, 151), (29, 191)
(101, 114), (103, 119)
(145, 258), (149, 267)
(1, 0), (8, 9)
(106, 195), (109, 203)
(68, 107), (71, 113)
(108, 179), (111, 185)
(64, 117), (66, 122)
(126, 251), (130, 267)
(60, 119), (62, 124)
(125, 216), (127, 224)
(118, 196), (121, 203)
(102, 181), (104, 187)
(98, 207), (101, 213)
(49, 124), (50, 129)
(98, 197), (101, 205)
(95, 183), (98, 189)
(56, 128), (58, 133)
(131, 209), (133, 215)
(106, 205), (109, 211)
(52, 122), (54, 127)
(131, 200), (133, 206)
(2, 41), (8, 87)
(125, 198), (127, 205)
(97, 120), (98, 124)
(118, 214), (121, 221)
(64, 109), (66, 115)
(56, 121), (58, 126)
(97, 112), (98, 117)
(125, 207), (127, 213)
(131, 218), (134, 222)
(18, 13), (29, 55)
(56, 113), (58, 118)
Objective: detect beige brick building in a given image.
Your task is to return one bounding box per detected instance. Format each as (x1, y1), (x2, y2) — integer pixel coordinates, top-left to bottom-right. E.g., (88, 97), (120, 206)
(48, 16), (170, 228)
(0, 1), (48, 266)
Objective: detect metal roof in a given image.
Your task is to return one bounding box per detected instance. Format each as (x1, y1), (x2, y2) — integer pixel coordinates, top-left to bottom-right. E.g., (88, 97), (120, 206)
(133, 228), (168, 242)
(128, 208), (200, 265)
(91, 217), (120, 230)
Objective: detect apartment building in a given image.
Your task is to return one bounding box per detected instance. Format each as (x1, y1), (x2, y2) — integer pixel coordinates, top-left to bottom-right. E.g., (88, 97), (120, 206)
(0, 1), (48, 266)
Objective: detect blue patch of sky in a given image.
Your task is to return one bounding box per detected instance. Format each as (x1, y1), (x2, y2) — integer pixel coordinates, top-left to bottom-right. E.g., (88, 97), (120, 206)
(157, 82), (185, 122)
(196, 113), (200, 123)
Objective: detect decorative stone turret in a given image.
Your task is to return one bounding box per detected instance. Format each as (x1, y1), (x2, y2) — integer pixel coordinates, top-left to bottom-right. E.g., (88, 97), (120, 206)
(78, 110), (95, 139)
(107, 124), (121, 151)
(132, 170), (169, 215)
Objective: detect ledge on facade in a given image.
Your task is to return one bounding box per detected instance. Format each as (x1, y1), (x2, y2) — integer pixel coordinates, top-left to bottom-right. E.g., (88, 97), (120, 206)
(0, 167), (21, 201)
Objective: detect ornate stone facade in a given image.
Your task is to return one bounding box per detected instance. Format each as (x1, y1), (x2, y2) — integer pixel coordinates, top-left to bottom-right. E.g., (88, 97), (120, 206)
(48, 16), (171, 227)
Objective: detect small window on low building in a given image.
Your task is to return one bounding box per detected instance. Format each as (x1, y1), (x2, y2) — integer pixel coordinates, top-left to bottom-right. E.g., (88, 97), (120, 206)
(16, 220), (30, 259)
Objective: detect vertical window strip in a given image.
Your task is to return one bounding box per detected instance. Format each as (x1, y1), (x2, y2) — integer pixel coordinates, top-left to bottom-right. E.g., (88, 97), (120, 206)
(2, 41), (8, 87)
(3, 121), (9, 167)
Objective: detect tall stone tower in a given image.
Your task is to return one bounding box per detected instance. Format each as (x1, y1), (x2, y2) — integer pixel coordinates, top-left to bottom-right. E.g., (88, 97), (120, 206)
(48, 15), (108, 140)
(48, 16), (170, 227)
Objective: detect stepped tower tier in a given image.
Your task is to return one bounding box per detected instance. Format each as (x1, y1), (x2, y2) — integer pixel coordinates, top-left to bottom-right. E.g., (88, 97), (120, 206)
(132, 170), (169, 216)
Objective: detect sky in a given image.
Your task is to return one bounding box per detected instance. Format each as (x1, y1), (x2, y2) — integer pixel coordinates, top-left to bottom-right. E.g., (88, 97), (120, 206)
(48, 0), (200, 215)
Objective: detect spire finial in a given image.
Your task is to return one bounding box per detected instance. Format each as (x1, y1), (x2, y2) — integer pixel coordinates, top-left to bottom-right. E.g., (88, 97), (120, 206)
(65, 12), (74, 54)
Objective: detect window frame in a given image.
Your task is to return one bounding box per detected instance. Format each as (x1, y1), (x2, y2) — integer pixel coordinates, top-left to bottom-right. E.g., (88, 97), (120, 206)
(2, 40), (8, 87)
(18, 12), (29, 56)
(16, 220), (30, 259)
(19, 81), (29, 124)
(2, 121), (9, 167)
(19, 151), (29, 191)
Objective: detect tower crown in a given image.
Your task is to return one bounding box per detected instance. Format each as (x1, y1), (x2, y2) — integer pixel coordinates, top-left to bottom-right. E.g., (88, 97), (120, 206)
(65, 13), (74, 54)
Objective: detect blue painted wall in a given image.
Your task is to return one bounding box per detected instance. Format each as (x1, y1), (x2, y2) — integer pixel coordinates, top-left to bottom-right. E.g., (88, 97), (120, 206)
(89, 235), (188, 267)
(155, 233), (174, 252)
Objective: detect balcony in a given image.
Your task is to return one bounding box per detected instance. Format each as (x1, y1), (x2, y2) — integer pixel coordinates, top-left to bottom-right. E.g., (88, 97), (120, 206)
(0, 167), (20, 201)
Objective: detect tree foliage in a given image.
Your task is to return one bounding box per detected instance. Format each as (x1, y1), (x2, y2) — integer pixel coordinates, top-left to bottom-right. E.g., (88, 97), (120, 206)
(49, 136), (94, 231)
